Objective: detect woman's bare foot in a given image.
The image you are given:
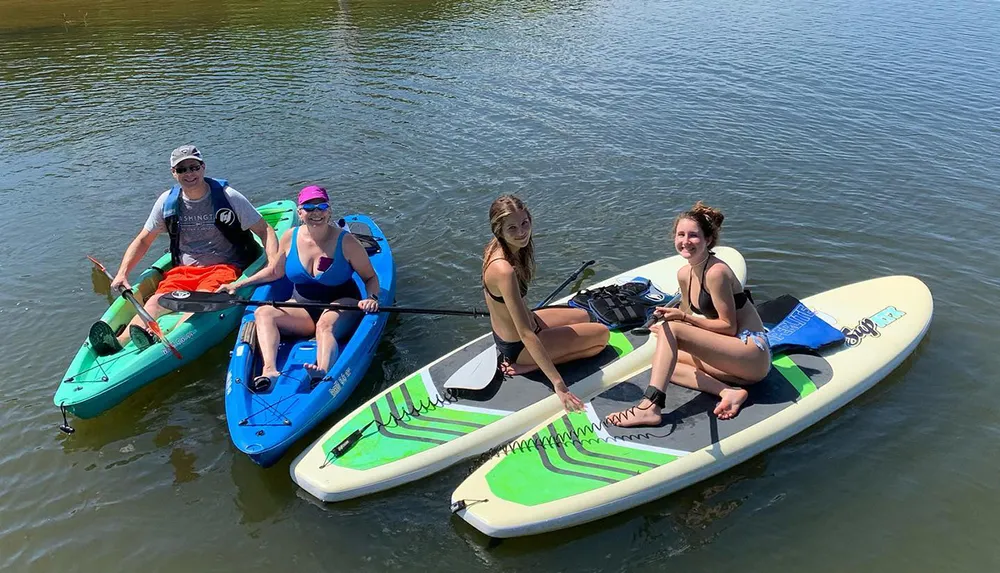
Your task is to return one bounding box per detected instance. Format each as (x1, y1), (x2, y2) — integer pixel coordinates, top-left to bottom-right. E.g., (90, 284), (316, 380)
(500, 360), (539, 377)
(303, 363), (327, 380)
(714, 388), (749, 420)
(251, 368), (281, 393)
(605, 399), (662, 427)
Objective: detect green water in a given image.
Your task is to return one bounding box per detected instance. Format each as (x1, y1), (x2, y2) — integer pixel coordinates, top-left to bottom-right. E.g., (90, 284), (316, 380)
(2, 0), (999, 570)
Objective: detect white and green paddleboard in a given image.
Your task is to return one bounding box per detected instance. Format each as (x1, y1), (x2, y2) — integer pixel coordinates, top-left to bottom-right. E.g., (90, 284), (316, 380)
(290, 248), (748, 502)
(452, 275), (933, 537)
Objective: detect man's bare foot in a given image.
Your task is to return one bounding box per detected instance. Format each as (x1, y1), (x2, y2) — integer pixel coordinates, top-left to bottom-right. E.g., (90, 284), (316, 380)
(605, 399), (662, 427)
(303, 363), (327, 380)
(713, 388), (749, 420)
(500, 360), (539, 377)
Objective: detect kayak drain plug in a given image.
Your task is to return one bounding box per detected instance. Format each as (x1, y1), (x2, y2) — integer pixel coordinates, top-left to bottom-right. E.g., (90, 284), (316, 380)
(58, 404), (76, 435)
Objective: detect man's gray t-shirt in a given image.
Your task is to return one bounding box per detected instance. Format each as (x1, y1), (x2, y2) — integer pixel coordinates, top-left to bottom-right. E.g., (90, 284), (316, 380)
(144, 186), (262, 267)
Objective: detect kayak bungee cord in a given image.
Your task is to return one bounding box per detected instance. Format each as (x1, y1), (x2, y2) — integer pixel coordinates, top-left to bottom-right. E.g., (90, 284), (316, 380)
(60, 346), (142, 385)
(232, 368), (303, 427)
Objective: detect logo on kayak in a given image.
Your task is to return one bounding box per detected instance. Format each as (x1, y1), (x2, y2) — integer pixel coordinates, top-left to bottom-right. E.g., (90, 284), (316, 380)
(171, 290), (191, 299)
(842, 306), (906, 347)
(216, 208), (236, 226)
(161, 331), (193, 356)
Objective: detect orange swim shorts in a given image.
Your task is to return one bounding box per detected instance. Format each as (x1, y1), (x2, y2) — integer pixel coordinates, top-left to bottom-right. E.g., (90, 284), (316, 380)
(154, 264), (241, 296)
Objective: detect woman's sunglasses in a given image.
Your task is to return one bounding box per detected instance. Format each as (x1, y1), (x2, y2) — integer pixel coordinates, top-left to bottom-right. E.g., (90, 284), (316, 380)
(301, 202), (330, 212)
(173, 163), (203, 174)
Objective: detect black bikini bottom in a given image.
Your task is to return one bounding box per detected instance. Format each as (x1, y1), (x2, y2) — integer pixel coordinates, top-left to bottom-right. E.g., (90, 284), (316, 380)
(492, 312), (542, 363)
(296, 281), (362, 322)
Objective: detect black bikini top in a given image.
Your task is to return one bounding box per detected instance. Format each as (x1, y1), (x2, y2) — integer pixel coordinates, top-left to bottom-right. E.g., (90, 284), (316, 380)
(688, 255), (753, 320)
(483, 258), (528, 303)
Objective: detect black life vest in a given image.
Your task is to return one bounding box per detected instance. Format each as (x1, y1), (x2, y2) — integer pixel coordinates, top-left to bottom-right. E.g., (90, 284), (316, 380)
(163, 177), (261, 269)
(569, 278), (668, 330)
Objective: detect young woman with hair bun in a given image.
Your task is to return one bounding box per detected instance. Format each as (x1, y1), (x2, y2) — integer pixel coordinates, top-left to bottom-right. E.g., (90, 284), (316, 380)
(481, 195), (610, 412)
(608, 201), (771, 425)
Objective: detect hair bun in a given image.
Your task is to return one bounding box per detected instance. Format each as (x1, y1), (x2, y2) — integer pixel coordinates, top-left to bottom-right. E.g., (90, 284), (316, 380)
(691, 200), (724, 229)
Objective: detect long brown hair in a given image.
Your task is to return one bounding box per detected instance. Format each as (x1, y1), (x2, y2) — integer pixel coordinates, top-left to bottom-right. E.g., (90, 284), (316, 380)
(483, 194), (535, 288)
(673, 200), (725, 249)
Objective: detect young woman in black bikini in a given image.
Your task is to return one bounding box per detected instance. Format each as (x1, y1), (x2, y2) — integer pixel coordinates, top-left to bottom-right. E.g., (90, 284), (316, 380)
(608, 201), (772, 425)
(481, 195), (610, 412)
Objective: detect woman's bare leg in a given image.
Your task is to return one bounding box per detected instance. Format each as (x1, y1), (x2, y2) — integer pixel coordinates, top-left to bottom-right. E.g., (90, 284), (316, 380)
(503, 322), (610, 375)
(255, 305), (315, 379)
(305, 297), (361, 378)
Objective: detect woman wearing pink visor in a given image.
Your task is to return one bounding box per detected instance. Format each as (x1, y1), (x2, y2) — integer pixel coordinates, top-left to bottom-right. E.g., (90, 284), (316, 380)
(218, 185), (380, 391)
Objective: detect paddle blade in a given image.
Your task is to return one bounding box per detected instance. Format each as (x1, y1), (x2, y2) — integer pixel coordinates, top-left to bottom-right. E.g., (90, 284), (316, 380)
(86, 255), (109, 275)
(145, 321), (183, 360)
(444, 347), (500, 391)
(158, 291), (240, 313)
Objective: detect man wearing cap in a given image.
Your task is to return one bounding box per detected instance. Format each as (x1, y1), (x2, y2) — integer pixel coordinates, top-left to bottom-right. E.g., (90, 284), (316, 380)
(87, 145), (279, 355)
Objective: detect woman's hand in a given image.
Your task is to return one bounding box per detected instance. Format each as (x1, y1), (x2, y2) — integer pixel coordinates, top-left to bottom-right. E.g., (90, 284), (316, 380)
(655, 306), (686, 322)
(358, 296), (380, 313)
(554, 382), (585, 412)
(215, 281), (242, 295)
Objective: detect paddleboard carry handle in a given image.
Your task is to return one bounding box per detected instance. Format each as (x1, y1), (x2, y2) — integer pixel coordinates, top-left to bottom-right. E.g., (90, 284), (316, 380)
(58, 403), (75, 434)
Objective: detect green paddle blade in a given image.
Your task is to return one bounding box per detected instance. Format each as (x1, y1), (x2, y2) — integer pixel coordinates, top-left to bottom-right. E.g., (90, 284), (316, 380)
(158, 291), (241, 313)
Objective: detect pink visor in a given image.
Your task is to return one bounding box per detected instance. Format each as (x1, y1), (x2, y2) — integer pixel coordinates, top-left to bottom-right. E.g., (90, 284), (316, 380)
(298, 185), (329, 205)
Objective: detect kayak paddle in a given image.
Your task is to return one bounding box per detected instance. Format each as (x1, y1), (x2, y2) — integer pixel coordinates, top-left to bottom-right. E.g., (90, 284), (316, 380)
(534, 259), (596, 309)
(159, 290), (489, 317)
(630, 291), (683, 335)
(87, 256), (183, 360)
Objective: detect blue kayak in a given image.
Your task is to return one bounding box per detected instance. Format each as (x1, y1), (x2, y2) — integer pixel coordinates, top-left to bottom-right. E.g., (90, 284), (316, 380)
(225, 214), (395, 467)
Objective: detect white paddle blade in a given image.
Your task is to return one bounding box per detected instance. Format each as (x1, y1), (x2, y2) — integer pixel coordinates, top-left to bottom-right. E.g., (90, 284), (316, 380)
(443, 346), (499, 391)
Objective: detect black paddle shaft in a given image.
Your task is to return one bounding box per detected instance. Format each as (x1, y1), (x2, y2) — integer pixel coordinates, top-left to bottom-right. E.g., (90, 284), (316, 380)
(535, 259), (596, 309)
(630, 291), (683, 335)
(159, 291), (489, 317)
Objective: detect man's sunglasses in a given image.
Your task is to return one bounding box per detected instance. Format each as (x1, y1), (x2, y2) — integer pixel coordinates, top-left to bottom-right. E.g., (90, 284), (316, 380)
(301, 202), (330, 212)
(173, 163), (203, 174)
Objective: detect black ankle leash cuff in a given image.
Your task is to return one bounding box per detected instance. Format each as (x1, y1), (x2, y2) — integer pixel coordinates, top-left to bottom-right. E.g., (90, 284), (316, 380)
(643, 385), (666, 408)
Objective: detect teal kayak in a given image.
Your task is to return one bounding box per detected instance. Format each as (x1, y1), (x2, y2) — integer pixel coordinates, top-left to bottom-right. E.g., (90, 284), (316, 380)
(54, 200), (297, 419)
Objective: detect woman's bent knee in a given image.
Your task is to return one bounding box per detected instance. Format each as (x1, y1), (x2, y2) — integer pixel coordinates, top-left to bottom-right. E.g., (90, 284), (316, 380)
(596, 325), (610, 343)
(254, 306), (279, 321)
(316, 311), (340, 331)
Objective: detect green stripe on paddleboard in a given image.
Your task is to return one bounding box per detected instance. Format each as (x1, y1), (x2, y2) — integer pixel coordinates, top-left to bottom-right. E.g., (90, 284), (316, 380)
(485, 354), (821, 505)
(608, 331), (633, 357)
(773, 354), (817, 398)
(324, 333), (636, 471)
(322, 372), (503, 471)
(485, 412), (678, 506)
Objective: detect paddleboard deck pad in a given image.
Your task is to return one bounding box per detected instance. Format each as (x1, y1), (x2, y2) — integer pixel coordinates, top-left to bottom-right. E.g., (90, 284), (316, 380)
(452, 275), (933, 537)
(290, 248), (748, 501)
